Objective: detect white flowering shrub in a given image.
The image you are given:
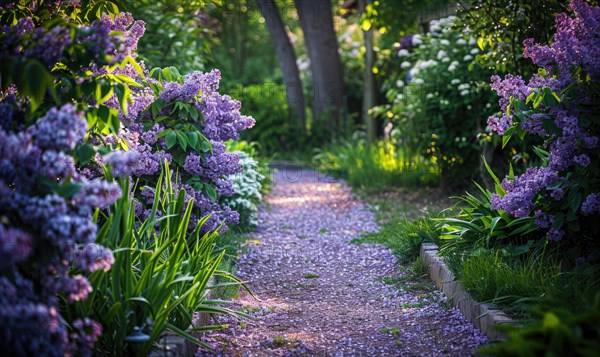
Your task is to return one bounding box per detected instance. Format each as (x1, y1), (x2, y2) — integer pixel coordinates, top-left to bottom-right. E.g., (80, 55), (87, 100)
(373, 16), (499, 185)
(224, 151), (265, 230)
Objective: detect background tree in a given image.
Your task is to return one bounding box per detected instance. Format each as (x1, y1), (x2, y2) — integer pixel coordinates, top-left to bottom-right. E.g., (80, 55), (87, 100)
(254, 0), (306, 132)
(294, 0), (346, 140)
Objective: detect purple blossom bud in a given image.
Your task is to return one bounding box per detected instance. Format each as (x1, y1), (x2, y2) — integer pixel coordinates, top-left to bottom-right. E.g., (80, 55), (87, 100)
(547, 228), (564, 242)
(581, 193), (600, 215)
(75, 243), (114, 273)
(0, 224), (32, 269)
(29, 104), (87, 151)
(72, 180), (122, 208)
(574, 154), (590, 167)
(63, 275), (92, 303)
(104, 150), (140, 177)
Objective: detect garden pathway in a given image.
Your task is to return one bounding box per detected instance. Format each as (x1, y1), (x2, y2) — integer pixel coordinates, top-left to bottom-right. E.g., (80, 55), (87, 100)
(197, 165), (487, 356)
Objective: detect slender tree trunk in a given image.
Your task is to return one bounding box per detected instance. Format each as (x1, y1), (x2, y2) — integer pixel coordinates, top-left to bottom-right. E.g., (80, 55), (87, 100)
(294, 0), (345, 138)
(254, 0), (306, 131)
(359, 0), (376, 142)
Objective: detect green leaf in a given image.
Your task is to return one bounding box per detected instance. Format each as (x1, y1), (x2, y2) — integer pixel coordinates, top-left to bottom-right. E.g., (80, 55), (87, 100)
(553, 213), (565, 230)
(57, 183), (83, 198)
(516, 126), (527, 140)
(542, 87), (560, 106)
(568, 191), (583, 212)
(76, 144), (96, 166)
(489, 216), (501, 236)
(156, 128), (172, 139)
(477, 37), (485, 51)
(501, 126), (515, 149)
(114, 74), (142, 88)
(532, 91), (544, 108)
(120, 56), (145, 78)
(482, 156), (501, 186)
(526, 91), (536, 104)
(96, 82), (114, 105)
(24, 60), (53, 112)
(164, 323), (212, 350)
(114, 84), (130, 116)
(175, 131), (188, 151)
(189, 106), (199, 121)
(204, 185), (218, 201)
(187, 131), (199, 150)
(108, 110), (120, 134)
(200, 139), (211, 153)
(166, 131), (177, 149)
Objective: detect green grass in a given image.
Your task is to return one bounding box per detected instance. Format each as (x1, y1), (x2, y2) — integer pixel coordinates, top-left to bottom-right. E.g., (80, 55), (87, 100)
(303, 273), (319, 279)
(353, 190), (451, 262)
(455, 250), (600, 318)
(380, 327), (400, 337)
(378, 258), (435, 293)
(313, 140), (440, 193)
(353, 213), (441, 262)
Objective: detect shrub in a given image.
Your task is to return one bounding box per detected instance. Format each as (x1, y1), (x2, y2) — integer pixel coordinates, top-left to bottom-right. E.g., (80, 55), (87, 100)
(0, 2), (139, 354)
(372, 16), (498, 185)
(0, 2), (258, 354)
(436, 2), (600, 351)
(484, 0), (600, 254)
(223, 150), (265, 231)
(478, 300), (600, 355)
(82, 59), (255, 234)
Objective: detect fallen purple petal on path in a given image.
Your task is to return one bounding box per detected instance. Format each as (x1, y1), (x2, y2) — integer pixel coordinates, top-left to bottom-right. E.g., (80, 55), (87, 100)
(197, 168), (487, 356)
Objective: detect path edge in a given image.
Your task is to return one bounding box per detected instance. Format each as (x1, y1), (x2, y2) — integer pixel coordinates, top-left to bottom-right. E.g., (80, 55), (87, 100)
(420, 243), (514, 341)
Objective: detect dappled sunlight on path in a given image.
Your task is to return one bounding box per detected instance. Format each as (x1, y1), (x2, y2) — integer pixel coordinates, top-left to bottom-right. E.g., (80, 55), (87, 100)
(197, 167), (486, 356)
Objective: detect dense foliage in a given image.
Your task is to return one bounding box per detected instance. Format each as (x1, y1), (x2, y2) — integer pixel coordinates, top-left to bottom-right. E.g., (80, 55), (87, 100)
(485, 0), (600, 252)
(434, 1), (600, 352)
(0, 1), (260, 354)
(372, 16), (498, 185)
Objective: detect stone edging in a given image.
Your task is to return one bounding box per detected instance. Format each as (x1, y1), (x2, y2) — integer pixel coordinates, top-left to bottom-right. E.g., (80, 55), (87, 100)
(420, 243), (514, 341)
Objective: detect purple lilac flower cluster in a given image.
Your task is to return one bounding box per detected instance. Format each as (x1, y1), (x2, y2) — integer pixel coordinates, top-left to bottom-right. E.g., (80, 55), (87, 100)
(0, 105), (118, 354)
(486, 74), (529, 135)
(399, 34), (415, 50)
(491, 167), (559, 218)
(0, 15), (123, 70)
(100, 12), (145, 62)
(105, 66), (255, 234)
(487, 0), (600, 242)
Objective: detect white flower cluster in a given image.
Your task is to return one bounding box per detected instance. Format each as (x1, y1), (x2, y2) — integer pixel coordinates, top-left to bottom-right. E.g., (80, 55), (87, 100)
(428, 16), (456, 35)
(224, 151), (265, 228)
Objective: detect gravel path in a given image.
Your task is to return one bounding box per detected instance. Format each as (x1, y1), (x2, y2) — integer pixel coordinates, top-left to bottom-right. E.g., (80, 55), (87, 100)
(198, 166), (487, 356)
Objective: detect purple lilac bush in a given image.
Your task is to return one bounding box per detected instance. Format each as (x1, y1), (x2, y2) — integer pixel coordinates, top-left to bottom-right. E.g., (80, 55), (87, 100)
(0, 104), (117, 355)
(0, 4), (136, 354)
(486, 0), (599, 249)
(84, 29), (255, 233)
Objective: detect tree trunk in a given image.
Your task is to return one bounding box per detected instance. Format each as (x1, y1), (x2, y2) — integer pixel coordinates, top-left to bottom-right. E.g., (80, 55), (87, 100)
(254, 0), (306, 131)
(358, 0), (376, 142)
(294, 0), (345, 138)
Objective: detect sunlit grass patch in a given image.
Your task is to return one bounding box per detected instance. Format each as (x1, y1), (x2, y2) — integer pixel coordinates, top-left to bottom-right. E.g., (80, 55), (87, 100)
(313, 139), (440, 192)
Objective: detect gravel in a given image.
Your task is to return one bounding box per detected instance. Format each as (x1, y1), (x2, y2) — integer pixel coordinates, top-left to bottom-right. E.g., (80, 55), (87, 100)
(197, 166), (487, 356)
